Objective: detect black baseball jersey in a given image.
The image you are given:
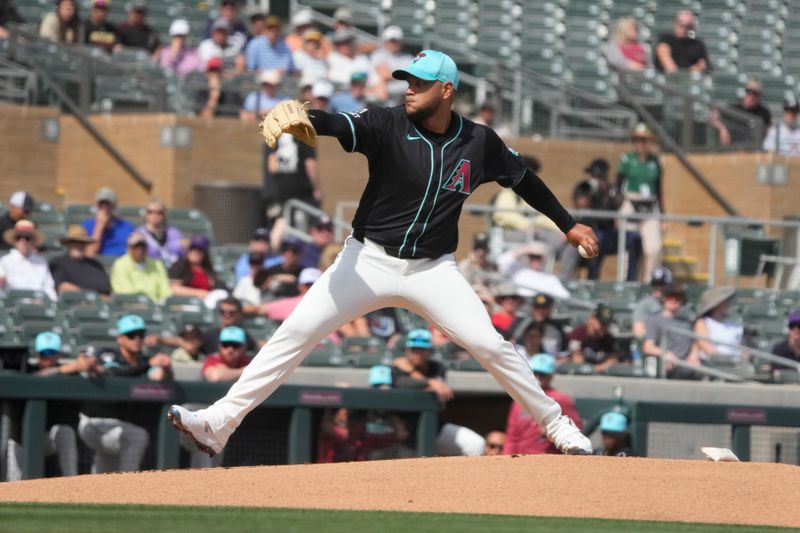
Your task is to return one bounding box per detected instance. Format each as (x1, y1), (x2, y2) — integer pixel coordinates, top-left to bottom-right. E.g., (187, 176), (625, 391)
(311, 106), (528, 259)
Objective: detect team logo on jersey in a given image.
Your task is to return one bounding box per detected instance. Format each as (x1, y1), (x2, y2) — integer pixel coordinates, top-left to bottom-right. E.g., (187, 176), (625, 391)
(442, 159), (471, 195)
(412, 52), (426, 63)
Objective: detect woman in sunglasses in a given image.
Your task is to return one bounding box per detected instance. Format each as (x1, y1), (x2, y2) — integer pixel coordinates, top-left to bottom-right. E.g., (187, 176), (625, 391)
(0, 219), (57, 301)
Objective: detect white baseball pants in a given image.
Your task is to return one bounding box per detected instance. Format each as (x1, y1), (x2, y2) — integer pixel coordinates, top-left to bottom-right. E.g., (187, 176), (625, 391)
(203, 236), (562, 447)
(5, 425), (78, 481)
(77, 414), (149, 473)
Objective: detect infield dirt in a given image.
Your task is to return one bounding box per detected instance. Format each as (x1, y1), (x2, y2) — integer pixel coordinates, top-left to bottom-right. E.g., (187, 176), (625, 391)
(1, 455), (798, 528)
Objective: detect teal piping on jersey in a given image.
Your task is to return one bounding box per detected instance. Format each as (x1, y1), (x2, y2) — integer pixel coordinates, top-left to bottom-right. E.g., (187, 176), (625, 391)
(339, 112), (357, 152)
(411, 114), (464, 255)
(398, 128), (435, 257)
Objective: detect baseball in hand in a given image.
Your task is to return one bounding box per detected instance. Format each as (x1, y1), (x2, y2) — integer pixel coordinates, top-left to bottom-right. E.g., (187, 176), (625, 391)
(578, 245), (592, 259)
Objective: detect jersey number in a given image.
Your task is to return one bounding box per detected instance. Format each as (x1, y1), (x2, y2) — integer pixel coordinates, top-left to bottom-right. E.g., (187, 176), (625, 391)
(442, 159), (471, 195)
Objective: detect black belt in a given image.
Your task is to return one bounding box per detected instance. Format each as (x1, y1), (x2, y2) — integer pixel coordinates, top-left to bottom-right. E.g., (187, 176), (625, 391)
(352, 233), (407, 258)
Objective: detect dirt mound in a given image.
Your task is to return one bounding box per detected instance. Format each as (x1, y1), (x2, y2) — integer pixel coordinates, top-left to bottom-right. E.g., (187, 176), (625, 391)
(1, 455), (797, 527)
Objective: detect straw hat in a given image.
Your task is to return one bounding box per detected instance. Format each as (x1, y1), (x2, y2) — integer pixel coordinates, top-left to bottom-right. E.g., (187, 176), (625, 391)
(696, 286), (736, 318)
(3, 219), (44, 247)
(630, 123), (656, 140)
(60, 224), (95, 244)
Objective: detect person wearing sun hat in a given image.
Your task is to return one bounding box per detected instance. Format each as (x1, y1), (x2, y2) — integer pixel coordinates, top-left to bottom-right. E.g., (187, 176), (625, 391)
(0, 219), (56, 300)
(692, 286), (744, 363)
(504, 353), (582, 455)
(618, 122), (664, 279)
(49, 224), (111, 295)
(594, 411), (636, 457)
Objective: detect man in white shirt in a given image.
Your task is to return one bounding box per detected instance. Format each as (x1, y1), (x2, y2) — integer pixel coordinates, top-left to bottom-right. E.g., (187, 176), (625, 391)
(763, 98), (800, 155)
(370, 25), (412, 105)
(326, 28), (372, 89)
(198, 18), (242, 68)
(0, 219), (57, 300)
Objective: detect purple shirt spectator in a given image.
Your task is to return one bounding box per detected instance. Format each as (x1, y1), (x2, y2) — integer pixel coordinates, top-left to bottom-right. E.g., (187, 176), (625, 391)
(159, 46), (202, 78)
(137, 224), (184, 267)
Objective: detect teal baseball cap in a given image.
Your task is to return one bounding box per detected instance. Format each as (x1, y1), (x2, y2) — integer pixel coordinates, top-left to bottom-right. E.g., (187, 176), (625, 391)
(405, 328), (433, 349)
(392, 50), (459, 89)
(117, 314), (146, 335)
(600, 412), (629, 433)
(368, 364), (393, 387)
(530, 353), (556, 374)
(35, 331), (62, 355)
(219, 326), (246, 345)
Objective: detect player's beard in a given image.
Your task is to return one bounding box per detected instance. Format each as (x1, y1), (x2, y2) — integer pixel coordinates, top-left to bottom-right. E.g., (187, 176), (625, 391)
(405, 96), (440, 123)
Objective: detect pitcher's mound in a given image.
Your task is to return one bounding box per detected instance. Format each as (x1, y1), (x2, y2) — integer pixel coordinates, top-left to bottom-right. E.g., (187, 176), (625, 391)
(1, 455), (798, 528)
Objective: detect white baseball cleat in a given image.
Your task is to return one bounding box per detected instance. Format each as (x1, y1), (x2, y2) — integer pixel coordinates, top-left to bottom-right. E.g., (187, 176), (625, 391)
(167, 405), (224, 458)
(546, 415), (592, 455)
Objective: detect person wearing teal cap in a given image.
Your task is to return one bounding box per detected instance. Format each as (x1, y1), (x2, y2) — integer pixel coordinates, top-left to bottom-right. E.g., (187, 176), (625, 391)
(594, 411), (636, 457)
(5, 331), (81, 481)
(201, 326), (253, 382)
(170, 47), (599, 458)
(504, 353), (583, 455)
(76, 314), (172, 474)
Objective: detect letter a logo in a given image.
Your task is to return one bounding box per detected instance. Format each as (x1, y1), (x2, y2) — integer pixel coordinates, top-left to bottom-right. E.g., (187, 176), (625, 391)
(442, 159), (471, 195)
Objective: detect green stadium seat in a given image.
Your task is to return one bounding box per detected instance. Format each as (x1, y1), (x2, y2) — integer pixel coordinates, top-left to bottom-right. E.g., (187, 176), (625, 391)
(302, 341), (343, 367)
(163, 295), (205, 312)
(110, 293), (158, 312)
(454, 358), (485, 372)
(75, 323), (116, 346)
(341, 336), (387, 357)
(56, 290), (103, 309)
(65, 204), (94, 226)
(604, 363), (647, 378)
(5, 289), (53, 307)
(556, 362), (596, 375)
(14, 303), (57, 322)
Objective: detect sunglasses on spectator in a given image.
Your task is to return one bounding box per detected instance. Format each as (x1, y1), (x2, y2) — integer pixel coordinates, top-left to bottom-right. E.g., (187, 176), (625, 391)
(745, 88), (761, 96)
(220, 309), (238, 316)
(146, 209), (165, 215)
(221, 342), (242, 349)
(486, 442), (504, 450)
(15, 234), (33, 242)
(789, 323), (800, 330)
(124, 330), (146, 339)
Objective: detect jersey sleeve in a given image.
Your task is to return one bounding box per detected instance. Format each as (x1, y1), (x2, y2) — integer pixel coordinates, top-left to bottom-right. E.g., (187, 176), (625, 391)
(483, 128), (528, 187)
(309, 107), (390, 158)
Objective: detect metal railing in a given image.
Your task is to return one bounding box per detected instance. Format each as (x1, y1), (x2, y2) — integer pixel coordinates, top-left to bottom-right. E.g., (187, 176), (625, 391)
(0, 57), (36, 105)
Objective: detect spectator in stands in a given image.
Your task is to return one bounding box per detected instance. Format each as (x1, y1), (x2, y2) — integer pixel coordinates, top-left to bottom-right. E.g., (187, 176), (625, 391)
(0, 191), (34, 252)
(0, 219), (57, 300)
(763, 96), (800, 156)
(327, 29), (373, 89)
(240, 69), (287, 122)
(203, 0), (247, 55)
(709, 79), (771, 147)
(49, 225), (111, 296)
(632, 266), (672, 339)
(642, 283), (700, 379)
(497, 241), (570, 300)
(483, 431), (507, 456)
(292, 28), (328, 84)
(136, 199), (183, 268)
(504, 354), (581, 455)
(82, 187), (134, 257)
(299, 216), (334, 269)
(77, 314), (172, 473)
(265, 238), (304, 297)
(168, 235), (226, 303)
(457, 231), (497, 288)
(199, 18), (244, 72)
(245, 15), (294, 73)
(196, 56), (242, 118)
(39, 0), (82, 44)
(516, 322), (545, 359)
(263, 267), (318, 322)
(234, 227), (281, 281)
(594, 412), (636, 457)
(330, 71), (369, 113)
(490, 282), (525, 340)
(617, 123), (663, 279)
(392, 329), (485, 456)
(202, 326), (252, 382)
(169, 323), (204, 363)
(604, 17), (649, 71)
(84, 0), (118, 53)
(567, 304), (621, 372)
(771, 310), (800, 371)
(233, 260), (271, 313)
(692, 286), (744, 363)
(318, 407), (364, 462)
(285, 9), (325, 54)
(654, 10), (710, 74)
(262, 127), (320, 227)
(0, 0), (24, 40)
(472, 101), (512, 139)
(309, 79), (333, 112)
(158, 19), (201, 78)
(575, 158), (639, 282)
(110, 232), (171, 303)
(245, 10), (264, 45)
(200, 296), (260, 354)
(370, 25), (412, 105)
(509, 293), (567, 357)
(116, 0), (161, 56)
(328, 6), (375, 55)
(5, 331), (82, 481)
